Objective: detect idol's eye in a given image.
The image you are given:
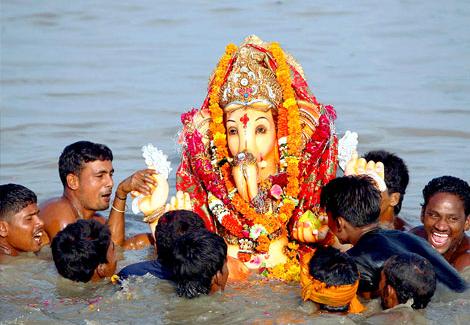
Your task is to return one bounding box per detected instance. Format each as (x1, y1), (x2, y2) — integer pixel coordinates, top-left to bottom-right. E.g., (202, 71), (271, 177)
(228, 127), (238, 135)
(255, 125), (267, 134)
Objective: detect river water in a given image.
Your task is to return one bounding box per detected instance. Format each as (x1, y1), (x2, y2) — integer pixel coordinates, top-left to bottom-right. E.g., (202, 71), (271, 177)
(1, 0), (469, 323)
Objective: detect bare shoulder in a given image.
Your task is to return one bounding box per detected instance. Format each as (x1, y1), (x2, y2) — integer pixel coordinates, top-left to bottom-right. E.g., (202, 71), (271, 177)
(39, 197), (74, 219)
(452, 235), (470, 272)
(39, 197), (76, 239)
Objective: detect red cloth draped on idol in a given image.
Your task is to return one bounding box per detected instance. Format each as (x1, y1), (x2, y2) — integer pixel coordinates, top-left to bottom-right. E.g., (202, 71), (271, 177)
(176, 35), (338, 281)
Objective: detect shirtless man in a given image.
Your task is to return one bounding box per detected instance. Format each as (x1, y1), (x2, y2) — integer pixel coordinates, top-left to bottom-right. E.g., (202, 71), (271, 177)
(410, 176), (470, 271)
(0, 184), (44, 257)
(40, 141), (156, 247)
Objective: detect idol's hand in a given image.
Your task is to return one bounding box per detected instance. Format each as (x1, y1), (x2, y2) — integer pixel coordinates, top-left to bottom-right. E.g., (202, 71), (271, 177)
(292, 222), (329, 243)
(344, 152), (386, 191)
(164, 190), (192, 212)
(232, 152), (259, 202)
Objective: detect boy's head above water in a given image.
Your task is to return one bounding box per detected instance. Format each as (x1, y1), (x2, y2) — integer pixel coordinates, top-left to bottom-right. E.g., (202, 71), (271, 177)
(0, 183), (44, 256)
(155, 210), (206, 267)
(303, 246), (364, 313)
(172, 229), (228, 299)
(363, 150), (409, 217)
(51, 219), (117, 282)
(380, 253), (436, 310)
(320, 175), (381, 245)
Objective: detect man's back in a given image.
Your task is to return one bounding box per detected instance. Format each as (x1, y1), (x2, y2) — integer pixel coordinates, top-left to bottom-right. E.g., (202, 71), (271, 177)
(347, 228), (466, 293)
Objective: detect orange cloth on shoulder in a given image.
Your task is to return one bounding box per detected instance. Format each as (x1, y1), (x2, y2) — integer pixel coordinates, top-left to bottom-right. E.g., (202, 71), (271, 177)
(300, 249), (365, 314)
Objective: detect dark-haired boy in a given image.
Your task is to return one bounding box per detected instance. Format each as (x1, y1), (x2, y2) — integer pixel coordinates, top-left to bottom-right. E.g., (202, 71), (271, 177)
(51, 219), (116, 282)
(380, 253), (436, 310)
(410, 176), (469, 271)
(172, 229), (228, 298)
(363, 150), (410, 231)
(117, 210), (205, 281)
(40, 140), (156, 247)
(320, 175), (466, 296)
(0, 184), (44, 257)
(300, 246), (364, 313)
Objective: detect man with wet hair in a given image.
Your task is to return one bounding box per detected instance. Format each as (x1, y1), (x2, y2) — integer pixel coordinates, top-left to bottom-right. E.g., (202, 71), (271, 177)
(117, 210), (205, 281)
(380, 253), (436, 310)
(51, 219), (116, 283)
(320, 175), (466, 297)
(410, 176), (470, 271)
(40, 140), (156, 248)
(0, 184), (45, 257)
(301, 246), (364, 313)
(363, 150), (410, 230)
(172, 229), (228, 299)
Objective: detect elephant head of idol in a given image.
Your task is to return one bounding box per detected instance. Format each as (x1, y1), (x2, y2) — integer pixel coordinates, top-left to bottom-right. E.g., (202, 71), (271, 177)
(215, 35), (321, 203)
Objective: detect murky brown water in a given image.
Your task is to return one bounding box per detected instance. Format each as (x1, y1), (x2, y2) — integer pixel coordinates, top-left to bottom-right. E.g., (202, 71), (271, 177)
(1, 0), (469, 323)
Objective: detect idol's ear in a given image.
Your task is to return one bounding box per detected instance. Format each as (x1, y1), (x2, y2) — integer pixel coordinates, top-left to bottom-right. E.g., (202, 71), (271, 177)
(420, 206), (425, 224)
(464, 214), (470, 232)
(66, 173), (80, 191)
(389, 192), (401, 208)
(0, 220), (9, 237)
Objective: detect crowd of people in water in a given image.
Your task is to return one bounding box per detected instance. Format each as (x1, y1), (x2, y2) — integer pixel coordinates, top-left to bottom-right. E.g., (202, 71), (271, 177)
(1, 36), (469, 318)
(0, 140), (468, 314)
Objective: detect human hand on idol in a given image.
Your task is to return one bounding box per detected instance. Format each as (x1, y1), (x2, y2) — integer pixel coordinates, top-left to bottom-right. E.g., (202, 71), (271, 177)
(116, 168), (158, 199)
(344, 151), (387, 192)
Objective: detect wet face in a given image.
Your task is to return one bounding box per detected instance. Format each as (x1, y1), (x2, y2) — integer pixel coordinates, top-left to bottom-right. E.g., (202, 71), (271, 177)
(226, 108), (277, 166)
(379, 271), (396, 309)
(211, 259), (229, 293)
(3, 203), (44, 253)
(76, 160), (114, 211)
(421, 192), (469, 257)
(379, 191), (391, 217)
(101, 241), (117, 278)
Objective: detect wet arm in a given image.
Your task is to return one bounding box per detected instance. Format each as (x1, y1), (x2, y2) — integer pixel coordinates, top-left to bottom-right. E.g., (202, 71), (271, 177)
(108, 169), (157, 246)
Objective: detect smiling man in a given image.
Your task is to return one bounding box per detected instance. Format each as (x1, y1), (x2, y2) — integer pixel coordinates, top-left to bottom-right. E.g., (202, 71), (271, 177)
(40, 141), (157, 247)
(0, 184), (44, 257)
(410, 176), (470, 271)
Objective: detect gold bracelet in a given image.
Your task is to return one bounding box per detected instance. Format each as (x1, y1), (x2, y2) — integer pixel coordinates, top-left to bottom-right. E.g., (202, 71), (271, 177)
(111, 204), (126, 213)
(142, 206), (165, 224)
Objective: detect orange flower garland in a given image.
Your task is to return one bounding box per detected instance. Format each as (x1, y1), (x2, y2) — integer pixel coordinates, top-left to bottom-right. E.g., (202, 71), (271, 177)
(208, 43), (237, 161)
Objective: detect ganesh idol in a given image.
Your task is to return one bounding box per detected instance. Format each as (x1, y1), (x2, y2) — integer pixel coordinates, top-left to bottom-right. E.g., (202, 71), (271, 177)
(173, 35), (338, 275)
